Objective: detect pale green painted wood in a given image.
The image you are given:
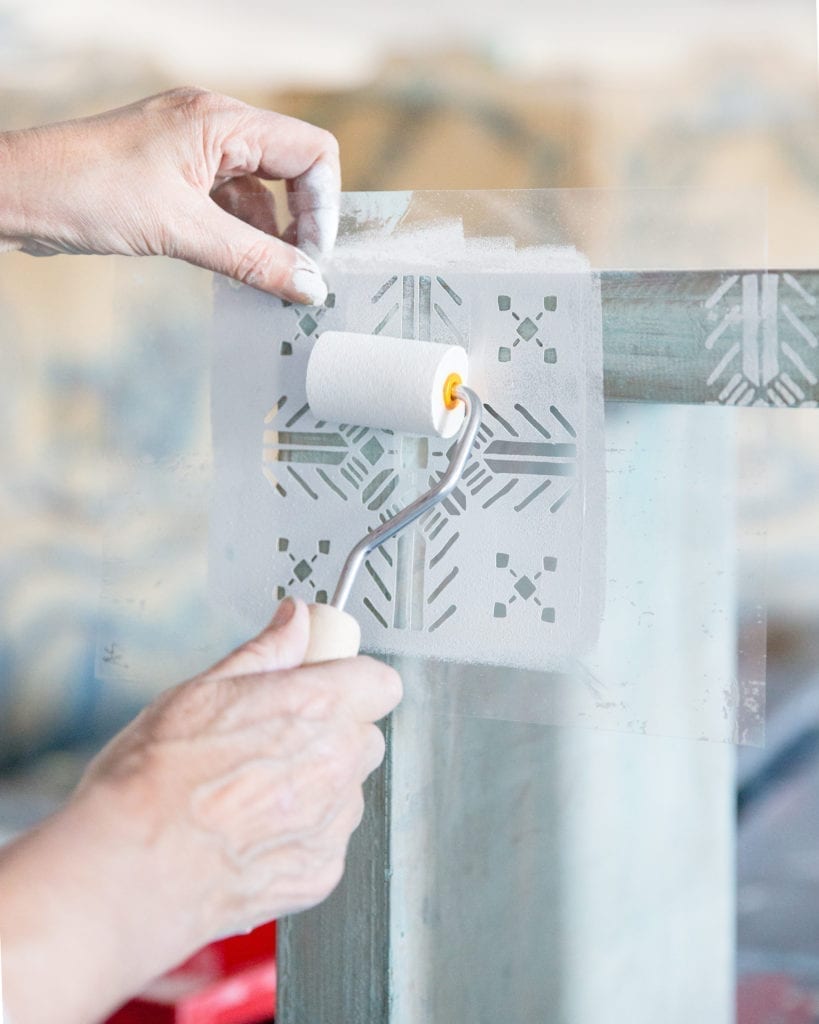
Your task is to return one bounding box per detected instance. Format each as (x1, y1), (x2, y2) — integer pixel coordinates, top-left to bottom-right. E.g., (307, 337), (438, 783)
(602, 270), (819, 406)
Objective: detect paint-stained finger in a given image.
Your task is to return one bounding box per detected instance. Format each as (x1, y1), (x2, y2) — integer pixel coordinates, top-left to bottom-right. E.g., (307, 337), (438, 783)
(212, 102), (340, 255)
(286, 159), (340, 258)
(207, 102), (340, 258)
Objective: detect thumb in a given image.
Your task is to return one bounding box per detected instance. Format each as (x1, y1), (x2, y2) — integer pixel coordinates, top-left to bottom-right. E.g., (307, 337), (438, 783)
(208, 598), (311, 678)
(171, 194), (328, 305)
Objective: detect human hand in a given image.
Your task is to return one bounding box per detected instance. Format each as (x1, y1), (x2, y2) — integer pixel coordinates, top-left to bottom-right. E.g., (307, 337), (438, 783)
(0, 88), (339, 304)
(78, 596), (400, 932)
(0, 598), (400, 1024)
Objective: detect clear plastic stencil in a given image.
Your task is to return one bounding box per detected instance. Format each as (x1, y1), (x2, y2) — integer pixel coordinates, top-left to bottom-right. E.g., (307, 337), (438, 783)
(213, 253), (604, 669)
(209, 188), (767, 743)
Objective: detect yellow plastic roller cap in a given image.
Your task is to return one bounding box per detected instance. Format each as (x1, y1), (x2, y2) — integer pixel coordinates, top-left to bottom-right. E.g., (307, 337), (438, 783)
(443, 373), (463, 410)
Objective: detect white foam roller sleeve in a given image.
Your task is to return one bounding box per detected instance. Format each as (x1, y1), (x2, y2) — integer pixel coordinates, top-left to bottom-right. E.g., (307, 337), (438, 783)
(306, 331), (468, 438)
(303, 603), (361, 663)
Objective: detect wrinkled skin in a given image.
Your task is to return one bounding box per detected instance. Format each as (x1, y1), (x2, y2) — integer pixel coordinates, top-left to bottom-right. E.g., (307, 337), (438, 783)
(0, 87), (340, 303)
(0, 92), (362, 1023)
(0, 600), (402, 1023)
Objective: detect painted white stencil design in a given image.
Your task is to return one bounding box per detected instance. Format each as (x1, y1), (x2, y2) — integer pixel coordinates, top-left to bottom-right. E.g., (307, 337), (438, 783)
(705, 271), (819, 407)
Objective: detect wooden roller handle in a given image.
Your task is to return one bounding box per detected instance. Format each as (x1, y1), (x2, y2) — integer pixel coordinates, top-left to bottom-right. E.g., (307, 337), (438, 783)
(303, 603), (362, 664)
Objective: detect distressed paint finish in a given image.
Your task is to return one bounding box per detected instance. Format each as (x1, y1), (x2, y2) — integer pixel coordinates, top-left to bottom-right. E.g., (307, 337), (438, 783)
(277, 720), (392, 1024)
(601, 270), (819, 406)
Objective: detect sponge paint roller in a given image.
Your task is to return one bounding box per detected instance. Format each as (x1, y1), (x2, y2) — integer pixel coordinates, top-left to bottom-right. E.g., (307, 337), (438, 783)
(307, 331), (469, 439)
(301, 332), (483, 664)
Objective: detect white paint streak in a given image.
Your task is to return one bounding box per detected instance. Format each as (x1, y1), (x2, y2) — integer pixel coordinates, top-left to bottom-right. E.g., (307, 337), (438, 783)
(774, 381), (796, 406)
(782, 303), (819, 348)
(760, 273), (779, 386)
(784, 272), (817, 306)
(707, 341), (740, 387)
(704, 305), (740, 350)
(704, 273), (739, 310)
(741, 274), (761, 387)
(718, 372), (743, 403)
(782, 341), (818, 385)
(780, 372), (805, 400)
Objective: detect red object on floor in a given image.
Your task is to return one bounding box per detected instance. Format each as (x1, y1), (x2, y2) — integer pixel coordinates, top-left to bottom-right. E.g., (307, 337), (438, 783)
(106, 922), (276, 1024)
(736, 973), (815, 1024)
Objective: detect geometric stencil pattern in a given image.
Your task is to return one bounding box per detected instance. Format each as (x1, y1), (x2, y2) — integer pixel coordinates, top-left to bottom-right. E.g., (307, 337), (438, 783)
(496, 293), (558, 363)
(704, 272), (819, 407)
(261, 271), (592, 641)
(200, 248), (605, 672)
(494, 552), (558, 623)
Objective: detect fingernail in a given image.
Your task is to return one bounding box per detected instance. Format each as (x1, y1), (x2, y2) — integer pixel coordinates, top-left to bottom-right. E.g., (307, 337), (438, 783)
(291, 262), (329, 307)
(272, 597), (296, 628)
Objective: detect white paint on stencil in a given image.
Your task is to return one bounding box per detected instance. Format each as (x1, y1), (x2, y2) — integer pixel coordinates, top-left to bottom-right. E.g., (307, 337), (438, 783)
(332, 218), (465, 268)
(210, 216), (605, 672)
(704, 272), (819, 406)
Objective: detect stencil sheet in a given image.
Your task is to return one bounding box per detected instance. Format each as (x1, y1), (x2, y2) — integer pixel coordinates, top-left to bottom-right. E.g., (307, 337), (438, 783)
(211, 244), (605, 671)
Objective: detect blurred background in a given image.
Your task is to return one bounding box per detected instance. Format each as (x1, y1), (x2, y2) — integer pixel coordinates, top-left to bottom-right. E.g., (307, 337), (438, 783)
(1, 0), (819, 1017)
